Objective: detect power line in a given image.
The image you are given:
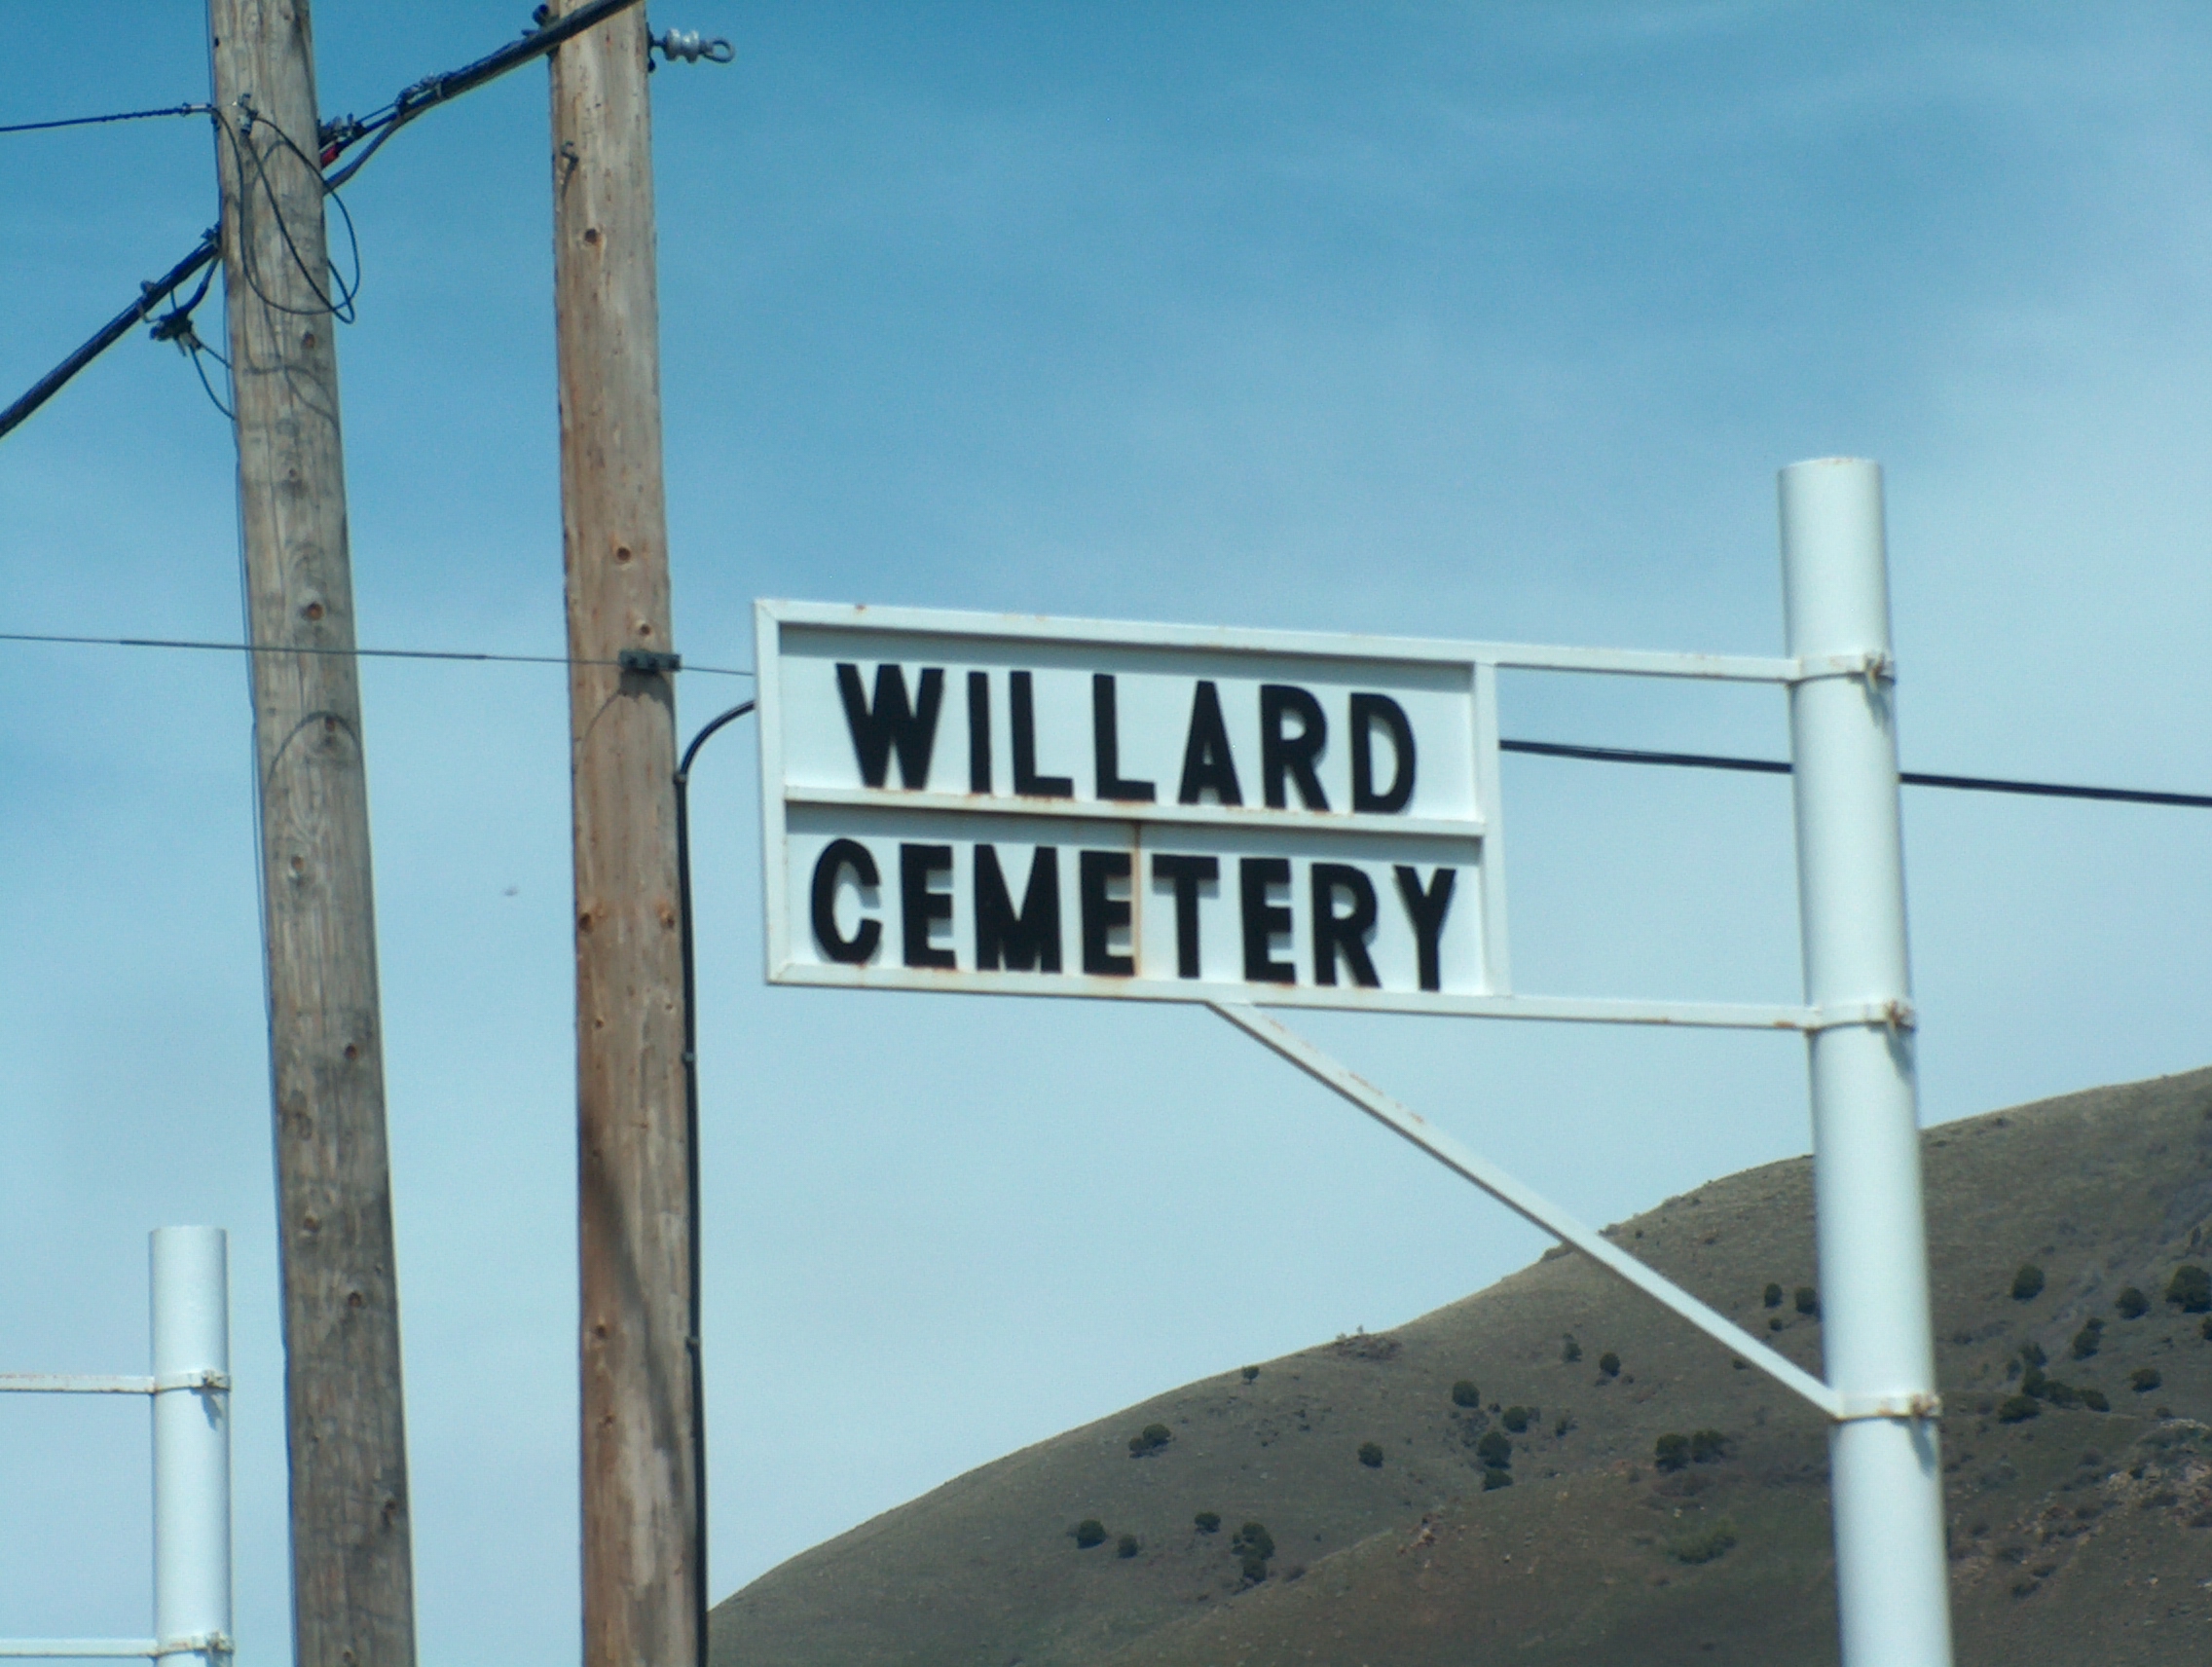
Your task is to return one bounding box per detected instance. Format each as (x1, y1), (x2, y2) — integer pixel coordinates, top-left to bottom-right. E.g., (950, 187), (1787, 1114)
(0, 630), (753, 679)
(0, 101), (208, 136)
(3, 631), (2197, 804)
(0, 0), (649, 442)
(1500, 736), (2212, 810)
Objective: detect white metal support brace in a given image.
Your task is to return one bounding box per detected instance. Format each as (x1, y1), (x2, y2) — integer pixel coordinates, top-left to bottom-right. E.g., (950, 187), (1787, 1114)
(1208, 1000), (1856, 1420)
(0, 1370), (233, 1396)
(0, 1637), (234, 1660)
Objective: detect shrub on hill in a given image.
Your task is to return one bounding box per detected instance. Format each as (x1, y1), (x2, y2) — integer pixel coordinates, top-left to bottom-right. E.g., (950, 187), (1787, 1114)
(1598, 1352), (1621, 1379)
(1357, 1441), (1384, 1468)
(1128, 1423), (1172, 1457)
(1476, 1430), (1512, 1468)
(2011, 1264), (2046, 1301)
(1561, 1334), (1582, 1362)
(2071, 1320), (2103, 1359)
(1793, 1285), (1821, 1317)
(2165, 1264), (2212, 1313)
(2117, 1286), (2150, 1319)
(1116, 1534), (1138, 1559)
(2131, 1367), (2163, 1392)
(1230, 1521), (1275, 1583)
(1240, 1365), (1260, 1383)
(1194, 1511), (1220, 1534)
(1654, 1433), (1690, 1472)
(2080, 1387), (2111, 1411)
(1997, 1394), (2041, 1423)
(1763, 1282), (1784, 1309)
(1451, 1378), (1481, 1408)
(1073, 1519), (1106, 1549)
(2021, 1342), (2046, 1368)
(1554, 1411), (1575, 1437)
(1482, 1466), (1512, 1491)
(1690, 1428), (1728, 1463)
(1500, 1406), (1530, 1433)
(1666, 1516), (1739, 1566)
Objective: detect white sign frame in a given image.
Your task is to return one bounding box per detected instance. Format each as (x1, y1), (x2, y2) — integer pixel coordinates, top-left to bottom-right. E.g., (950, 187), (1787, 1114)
(754, 598), (1875, 1030)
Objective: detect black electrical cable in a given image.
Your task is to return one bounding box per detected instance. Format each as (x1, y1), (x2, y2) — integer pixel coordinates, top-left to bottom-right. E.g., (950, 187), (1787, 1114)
(0, 631), (755, 678)
(1499, 737), (2212, 810)
(184, 336), (235, 421)
(671, 697), (756, 1667)
(0, 101), (209, 136)
(321, 0), (649, 186)
(213, 104), (363, 322)
(0, 0), (649, 439)
(0, 231), (219, 440)
(148, 264), (235, 419)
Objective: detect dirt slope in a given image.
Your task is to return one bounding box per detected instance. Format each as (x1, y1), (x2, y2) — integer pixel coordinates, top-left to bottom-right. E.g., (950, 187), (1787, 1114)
(712, 1066), (2212, 1667)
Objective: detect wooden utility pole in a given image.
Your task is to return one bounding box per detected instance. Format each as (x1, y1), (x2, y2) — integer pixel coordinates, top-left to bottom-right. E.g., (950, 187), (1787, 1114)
(209, 4), (418, 1664)
(549, 6), (703, 1666)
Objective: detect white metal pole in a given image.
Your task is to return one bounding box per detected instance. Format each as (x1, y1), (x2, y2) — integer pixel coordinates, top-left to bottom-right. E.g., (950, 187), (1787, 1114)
(152, 1227), (232, 1663)
(1779, 459), (1952, 1667)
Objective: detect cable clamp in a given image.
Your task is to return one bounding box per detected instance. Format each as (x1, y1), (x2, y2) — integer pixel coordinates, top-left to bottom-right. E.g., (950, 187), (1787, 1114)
(1832, 1390), (1941, 1424)
(619, 648), (682, 676)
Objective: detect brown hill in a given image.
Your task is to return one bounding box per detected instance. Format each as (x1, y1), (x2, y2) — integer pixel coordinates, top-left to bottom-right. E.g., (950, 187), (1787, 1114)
(711, 1066), (2212, 1666)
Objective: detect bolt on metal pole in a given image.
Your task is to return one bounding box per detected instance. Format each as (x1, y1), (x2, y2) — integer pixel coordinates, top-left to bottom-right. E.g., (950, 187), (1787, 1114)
(1780, 459), (1953, 1667)
(152, 1227), (232, 1663)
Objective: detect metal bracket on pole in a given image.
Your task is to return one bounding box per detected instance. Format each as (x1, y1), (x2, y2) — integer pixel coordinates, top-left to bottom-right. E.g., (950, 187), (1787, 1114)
(1208, 1000), (1860, 1424)
(1834, 1391), (1942, 1423)
(1790, 648), (1896, 686)
(1809, 997), (1917, 1033)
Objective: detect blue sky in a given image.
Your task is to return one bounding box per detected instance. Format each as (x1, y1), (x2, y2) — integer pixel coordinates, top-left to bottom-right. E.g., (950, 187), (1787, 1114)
(5, 4), (2211, 1662)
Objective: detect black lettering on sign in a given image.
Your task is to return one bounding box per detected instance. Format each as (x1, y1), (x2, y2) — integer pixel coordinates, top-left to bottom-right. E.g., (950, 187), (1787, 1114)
(1177, 680), (1242, 805)
(1079, 850), (1134, 976)
(1260, 685), (1329, 810)
(1151, 853), (1218, 979)
(1309, 863), (1380, 987)
(1010, 671), (1074, 797)
(1238, 857), (1296, 984)
(900, 843), (956, 969)
(836, 663), (943, 789)
(1348, 693), (1416, 814)
(810, 838), (881, 964)
(1090, 674), (1156, 801)
(975, 845), (1061, 972)
(1393, 865), (1456, 992)
(967, 670), (992, 794)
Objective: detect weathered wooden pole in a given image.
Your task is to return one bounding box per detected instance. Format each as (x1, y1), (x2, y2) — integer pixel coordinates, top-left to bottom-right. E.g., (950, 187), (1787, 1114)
(548, 5), (702, 1664)
(207, 2), (419, 1663)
